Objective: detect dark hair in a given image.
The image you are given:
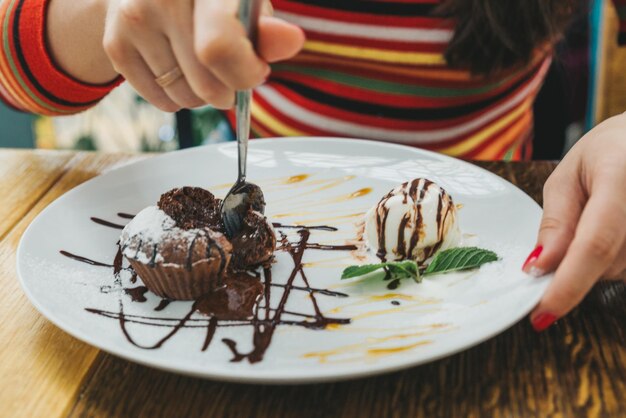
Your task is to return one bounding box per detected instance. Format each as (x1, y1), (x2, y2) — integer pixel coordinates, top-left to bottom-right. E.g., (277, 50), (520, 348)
(439, 0), (576, 75)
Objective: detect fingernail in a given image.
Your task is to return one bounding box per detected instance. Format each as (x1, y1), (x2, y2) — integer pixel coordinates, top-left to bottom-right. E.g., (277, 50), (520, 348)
(522, 245), (544, 276)
(531, 312), (557, 332)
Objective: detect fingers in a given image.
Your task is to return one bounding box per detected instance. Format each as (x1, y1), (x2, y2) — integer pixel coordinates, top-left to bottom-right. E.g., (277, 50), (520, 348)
(262, 0), (274, 16)
(257, 17), (306, 62)
(104, 40), (179, 112)
(195, 0), (270, 90)
(164, 2), (235, 109)
(530, 182), (626, 330)
(522, 165), (585, 276)
(194, 0), (304, 85)
(168, 36), (235, 110)
(137, 34), (205, 109)
(104, 0), (304, 111)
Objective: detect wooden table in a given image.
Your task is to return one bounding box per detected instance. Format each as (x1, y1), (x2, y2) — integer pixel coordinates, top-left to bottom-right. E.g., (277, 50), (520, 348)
(1, 149), (625, 418)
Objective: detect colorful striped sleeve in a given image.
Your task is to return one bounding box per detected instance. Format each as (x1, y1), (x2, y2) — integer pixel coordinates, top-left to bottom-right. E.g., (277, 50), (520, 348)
(614, 0), (626, 44)
(0, 0), (121, 115)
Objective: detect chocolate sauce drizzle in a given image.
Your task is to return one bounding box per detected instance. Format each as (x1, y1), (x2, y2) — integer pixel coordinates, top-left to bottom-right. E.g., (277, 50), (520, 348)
(154, 299), (171, 311)
(90, 217), (125, 230)
(125, 286), (149, 302)
(60, 250), (115, 268)
(221, 230), (351, 363)
(60, 213), (353, 363)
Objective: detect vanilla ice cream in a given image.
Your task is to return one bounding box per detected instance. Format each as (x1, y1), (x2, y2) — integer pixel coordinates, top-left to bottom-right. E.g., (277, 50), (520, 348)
(364, 178), (461, 263)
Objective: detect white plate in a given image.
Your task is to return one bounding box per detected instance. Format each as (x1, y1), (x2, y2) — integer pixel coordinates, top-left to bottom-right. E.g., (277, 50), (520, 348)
(17, 137), (550, 383)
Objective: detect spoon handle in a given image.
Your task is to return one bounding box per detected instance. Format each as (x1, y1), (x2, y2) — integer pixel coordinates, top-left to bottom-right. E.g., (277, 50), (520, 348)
(235, 90), (251, 181)
(235, 0), (262, 182)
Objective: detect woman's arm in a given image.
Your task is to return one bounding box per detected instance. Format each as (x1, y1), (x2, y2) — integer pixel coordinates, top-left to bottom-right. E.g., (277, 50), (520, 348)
(46, 0), (117, 84)
(0, 0), (303, 116)
(0, 0), (121, 115)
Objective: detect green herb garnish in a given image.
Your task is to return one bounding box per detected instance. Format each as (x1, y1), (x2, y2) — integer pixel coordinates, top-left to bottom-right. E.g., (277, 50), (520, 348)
(341, 260), (421, 283)
(423, 247), (498, 276)
(340, 247), (499, 284)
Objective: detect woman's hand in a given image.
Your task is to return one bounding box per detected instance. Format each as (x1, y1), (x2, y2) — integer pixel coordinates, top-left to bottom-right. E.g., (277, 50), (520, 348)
(523, 112), (626, 331)
(102, 0), (304, 111)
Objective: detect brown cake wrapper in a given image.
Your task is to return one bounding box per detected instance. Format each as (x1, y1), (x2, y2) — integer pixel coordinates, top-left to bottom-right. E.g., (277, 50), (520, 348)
(128, 258), (225, 300)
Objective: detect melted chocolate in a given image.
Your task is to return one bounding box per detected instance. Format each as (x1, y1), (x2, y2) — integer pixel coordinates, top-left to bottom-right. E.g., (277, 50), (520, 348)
(382, 267), (400, 290)
(194, 272), (264, 320)
(85, 308), (248, 328)
(230, 211), (276, 269)
(222, 231), (351, 364)
(154, 299), (171, 311)
(113, 245), (124, 276)
(387, 279), (401, 290)
(407, 179), (432, 260)
(60, 251), (114, 268)
(125, 286), (149, 302)
(201, 317), (218, 351)
(62, 214), (352, 362)
(396, 213), (410, 260)
(270, 283), (348, 298)
(376, 200), (390, 260)
(90, 217), (125, 230)
(118, 306), (197, 350)
(158, 187), (222, 230)
(305, 243), (358, 251)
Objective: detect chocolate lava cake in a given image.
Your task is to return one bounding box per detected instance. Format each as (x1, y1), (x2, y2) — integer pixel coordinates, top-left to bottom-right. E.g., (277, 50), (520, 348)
(120, 187), (275, 300)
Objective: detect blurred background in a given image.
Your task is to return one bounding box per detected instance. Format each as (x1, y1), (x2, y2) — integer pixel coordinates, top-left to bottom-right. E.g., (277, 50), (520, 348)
(1, 0), (625, 160)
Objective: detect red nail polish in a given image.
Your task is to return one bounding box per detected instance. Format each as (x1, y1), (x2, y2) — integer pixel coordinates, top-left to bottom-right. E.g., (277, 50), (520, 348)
(532, 313), (557, 332)
(522, 245), (543, 271)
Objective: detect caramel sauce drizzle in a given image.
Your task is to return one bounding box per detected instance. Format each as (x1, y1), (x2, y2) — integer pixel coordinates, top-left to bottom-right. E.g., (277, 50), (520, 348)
(269, 175), (358, 204)
(302, 326), (450, 363)
(284, 174), (310, 184)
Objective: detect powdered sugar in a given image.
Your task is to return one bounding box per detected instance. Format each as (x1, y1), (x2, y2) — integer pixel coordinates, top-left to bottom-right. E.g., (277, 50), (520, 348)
(120, 206), (199, 264)
(122, 206), (175, 242)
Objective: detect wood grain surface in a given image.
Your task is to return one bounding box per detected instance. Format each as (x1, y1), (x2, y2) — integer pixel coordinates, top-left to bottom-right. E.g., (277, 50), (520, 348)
(1, 152), (625, 418)
(598, 0), (626, 122)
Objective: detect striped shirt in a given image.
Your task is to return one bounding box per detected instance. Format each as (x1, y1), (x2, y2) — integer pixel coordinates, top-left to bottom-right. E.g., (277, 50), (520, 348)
(0, 0), (121, 115)
(1, 0), (625, 160)
(245, 0), (555, 160)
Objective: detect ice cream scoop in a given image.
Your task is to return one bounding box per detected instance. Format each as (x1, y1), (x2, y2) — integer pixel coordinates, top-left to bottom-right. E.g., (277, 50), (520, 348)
(364, 178), (461, 263)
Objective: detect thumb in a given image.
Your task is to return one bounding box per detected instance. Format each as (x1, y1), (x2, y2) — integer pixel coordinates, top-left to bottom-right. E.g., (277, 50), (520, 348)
(257, 16), (305, 62)
(523, 169), (585, 276)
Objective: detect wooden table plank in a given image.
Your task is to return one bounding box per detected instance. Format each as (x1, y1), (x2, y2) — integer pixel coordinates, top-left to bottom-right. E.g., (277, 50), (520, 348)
(0, 152), (146, 418)
(0, 150), (75, 240)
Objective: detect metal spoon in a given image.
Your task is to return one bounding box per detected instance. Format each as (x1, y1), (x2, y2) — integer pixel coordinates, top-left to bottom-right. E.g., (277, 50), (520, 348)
(221, 0), (266, 238)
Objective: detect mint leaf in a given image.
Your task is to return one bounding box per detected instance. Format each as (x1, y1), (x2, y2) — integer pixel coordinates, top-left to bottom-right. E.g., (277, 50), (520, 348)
(423, 247), (498, 276)
(341, 260), (420, 283)
(341, 263), (389, 279)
